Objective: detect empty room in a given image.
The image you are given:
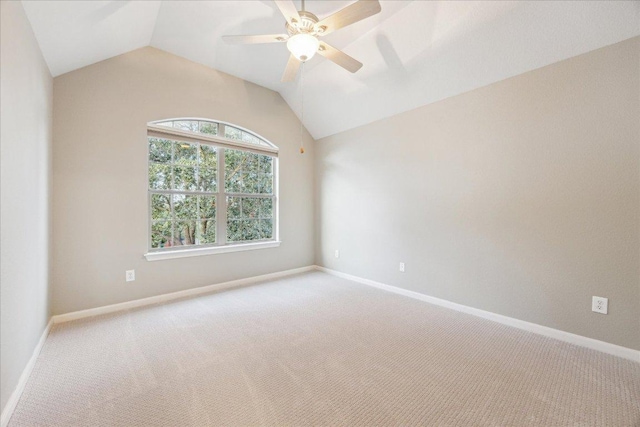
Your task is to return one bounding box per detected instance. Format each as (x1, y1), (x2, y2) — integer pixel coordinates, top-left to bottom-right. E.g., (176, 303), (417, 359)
(1, 0), (639, 425)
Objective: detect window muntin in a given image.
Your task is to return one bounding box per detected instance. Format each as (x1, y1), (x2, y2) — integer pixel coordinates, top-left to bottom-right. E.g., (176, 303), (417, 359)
(147, 119), (277, 252)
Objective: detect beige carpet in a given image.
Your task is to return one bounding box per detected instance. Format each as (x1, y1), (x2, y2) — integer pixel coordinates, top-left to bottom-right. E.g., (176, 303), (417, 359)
(9, 271), (640, 426)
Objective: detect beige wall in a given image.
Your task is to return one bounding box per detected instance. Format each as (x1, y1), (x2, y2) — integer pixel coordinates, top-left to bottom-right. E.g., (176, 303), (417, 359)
(52, 47), (315, 315)
(315, 37), (640, 350)
(0, 0), (53, 413)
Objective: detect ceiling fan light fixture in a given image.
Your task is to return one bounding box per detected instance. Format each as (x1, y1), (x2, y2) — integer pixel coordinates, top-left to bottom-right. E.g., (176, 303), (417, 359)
(286, 33), (319, 62)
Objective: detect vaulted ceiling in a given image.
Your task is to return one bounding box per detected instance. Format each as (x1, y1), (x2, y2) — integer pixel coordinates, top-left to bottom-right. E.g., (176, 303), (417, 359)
(21, 1), (640, 139)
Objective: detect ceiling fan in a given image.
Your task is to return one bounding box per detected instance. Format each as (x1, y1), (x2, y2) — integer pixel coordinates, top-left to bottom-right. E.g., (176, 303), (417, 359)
(223, 0), (382, 82)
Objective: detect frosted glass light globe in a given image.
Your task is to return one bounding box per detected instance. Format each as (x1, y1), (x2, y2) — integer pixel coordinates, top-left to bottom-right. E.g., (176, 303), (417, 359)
(287, 34), (319, 62)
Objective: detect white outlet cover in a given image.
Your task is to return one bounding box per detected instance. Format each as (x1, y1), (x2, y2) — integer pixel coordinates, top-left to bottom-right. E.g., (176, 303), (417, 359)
(334, 250), (340, 259)
(592, 296), (608, 314)
(126, 270), (135, 282)
(399, 262), (406, 272)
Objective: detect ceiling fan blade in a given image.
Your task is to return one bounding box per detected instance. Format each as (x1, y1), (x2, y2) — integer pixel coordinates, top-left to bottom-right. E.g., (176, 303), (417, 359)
(274, 0), (302, 27)
(315, 0), (381, 36)
(317, 42), (363, 73)
(281, 54), (301, 82)
(222, 34), (288, 44)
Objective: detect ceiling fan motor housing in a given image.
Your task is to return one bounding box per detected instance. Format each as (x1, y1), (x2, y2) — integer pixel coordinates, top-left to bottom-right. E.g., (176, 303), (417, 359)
(286, 11), (320, 36)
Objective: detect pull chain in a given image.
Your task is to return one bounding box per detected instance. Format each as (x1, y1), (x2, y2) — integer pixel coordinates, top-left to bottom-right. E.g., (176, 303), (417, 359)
(299, 61), (305, 154)
(298, 0), (306, 154)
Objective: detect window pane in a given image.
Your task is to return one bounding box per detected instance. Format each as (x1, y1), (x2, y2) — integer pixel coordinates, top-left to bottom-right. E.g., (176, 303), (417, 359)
(149, 164), (171, 190)
(151, 221), (172, 249)
(199, 196), (216, 219)
(242, 219), (260, 241)
(225, 149), (245, 192)
(149, 138), (172, 163)
(173, 120), (199, 132)
(198, 167), (216, 193)
(242, 172), (259, 194)
(199, 145), (217, 168)
(259, 219), (273, 239)
(258, 173), (273, 194)
(227, 197), (241, 219)
(225, 126), (242, 141)
(226, 173), (242, 193)
(242, 197), (259, 219)
(151, 194), (171, 220)
(246, 152), (260, 169)
(199, 121), (218, 135)
(259, 198), (273, 218)
(241, 132), (259, 145)
(222, 126), (271, 147)
(173, 194), (198, 220)
(198, 219), (216, 244)
(227, 219), (242, 242)
(225, 148), (242, 170)
(174, 142), (198, 166)
(259, 155), (273, 174)
(175, 221), (197, 246)
(173, 166), (197, 191)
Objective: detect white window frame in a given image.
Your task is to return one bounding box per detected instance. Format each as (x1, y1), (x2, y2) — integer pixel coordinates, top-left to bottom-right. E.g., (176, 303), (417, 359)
(144, 118), (280, 261)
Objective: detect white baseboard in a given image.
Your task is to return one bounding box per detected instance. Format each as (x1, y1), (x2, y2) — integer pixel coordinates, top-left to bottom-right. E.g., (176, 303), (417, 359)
(52, 266), (315, 324)
(1, 319), (53, 427)
(315, 266), (640, 363)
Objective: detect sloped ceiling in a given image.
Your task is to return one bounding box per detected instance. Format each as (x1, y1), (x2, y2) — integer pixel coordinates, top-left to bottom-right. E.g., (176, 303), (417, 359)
(22, 1), (640, 139)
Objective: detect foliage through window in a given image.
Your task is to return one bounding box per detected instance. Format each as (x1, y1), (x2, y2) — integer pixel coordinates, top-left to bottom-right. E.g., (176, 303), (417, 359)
(148, 119), (277, 251)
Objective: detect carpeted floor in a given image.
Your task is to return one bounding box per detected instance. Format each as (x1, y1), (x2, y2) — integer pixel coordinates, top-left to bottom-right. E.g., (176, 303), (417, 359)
(9, 271), (640, 426)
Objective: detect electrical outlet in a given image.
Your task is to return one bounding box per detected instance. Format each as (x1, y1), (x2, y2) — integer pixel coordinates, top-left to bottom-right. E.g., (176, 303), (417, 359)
(592, 296), (608, 314)
(399, 262), (405, 272)
(126, 270), (135, 282)
(334, 250), (340, 259)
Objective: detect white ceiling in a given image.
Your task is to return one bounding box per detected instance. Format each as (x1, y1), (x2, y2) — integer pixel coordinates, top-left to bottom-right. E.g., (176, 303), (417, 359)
(22, 1), (640, 139)
(21, 1), (162, 77)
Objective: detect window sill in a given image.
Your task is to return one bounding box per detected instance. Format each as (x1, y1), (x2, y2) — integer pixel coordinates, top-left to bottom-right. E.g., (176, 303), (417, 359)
(144, 241), (281, 261)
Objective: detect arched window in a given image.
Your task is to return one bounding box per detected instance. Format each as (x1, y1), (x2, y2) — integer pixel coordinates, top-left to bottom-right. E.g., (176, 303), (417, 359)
(145, 119), (279, 260)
